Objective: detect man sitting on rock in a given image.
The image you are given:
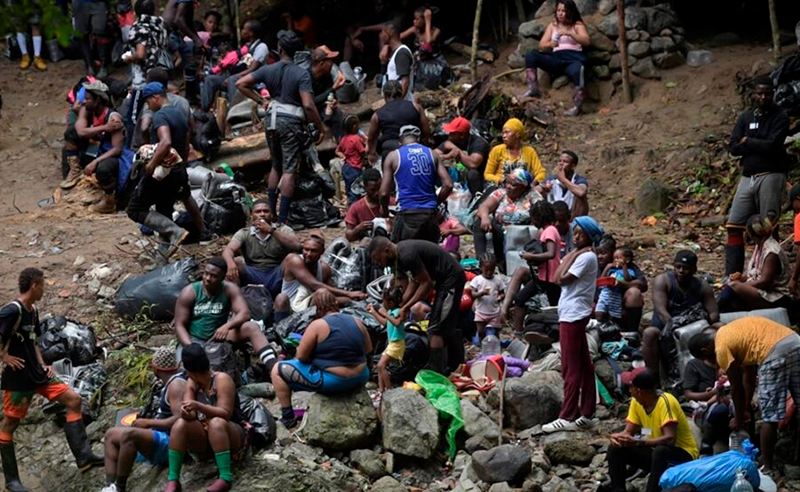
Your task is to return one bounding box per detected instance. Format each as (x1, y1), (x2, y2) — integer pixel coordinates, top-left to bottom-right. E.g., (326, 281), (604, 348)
(173, 257), (277, 375)
(433, 117), (490, 195)
(607, 368), (698, 492)
(273, 236), (367, 324)
(271, 289), (372, 429)
(101, 346), (187, 492)
(643, 250), (719, 379)
(344, 168), (389, 244)
(538, 150), (588, 218)
(222, 199), (301, 299)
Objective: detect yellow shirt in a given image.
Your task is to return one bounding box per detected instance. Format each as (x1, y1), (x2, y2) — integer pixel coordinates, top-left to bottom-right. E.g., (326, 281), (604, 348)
(715, 316), (795, 371)
(627, 392), (699, 459)
(484, 144), (546, 185)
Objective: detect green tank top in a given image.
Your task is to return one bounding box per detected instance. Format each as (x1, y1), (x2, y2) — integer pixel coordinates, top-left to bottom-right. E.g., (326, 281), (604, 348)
(189, 282), (231, 341)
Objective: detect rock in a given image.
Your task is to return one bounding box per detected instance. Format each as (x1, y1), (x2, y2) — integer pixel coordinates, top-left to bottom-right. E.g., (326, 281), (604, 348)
(587, 50), (611, 65)
(465, 435), (496, 453)
(349, 449), (386, 480)
(518, 37), (539, 55)
(535, 0), (596, 17)
(597, 14), (619, 38)
(461, 400), (500, 441)
(592, 65), (611, 80)
(591, 452), (607, 468)
(371, 476), (407, 492)
(304, 388), (378, 451)
(97, 285), (116, 299)
(544, 439), (595, 466)
(611, 71), (622, 84)
(650, 36), (675, 53)
(542, 476), (579, 492)
(598, 0), (615, 15)
(73, 256), (85, 267)
(519, 20), (547, 39)
(588, 27), (617, 52)
(489, 483), (514, 492)
(636, 179), (674, 216)
(552, 76), (570, 90)
(508, 50), (525, 69)
(609, 54), (636, 71)
(488, 371), (562, 429)
(784, 464), (800, 480)
(653, 51), (685, 69)
(631, 56), (661, 80)
(643, 5), (677, 35)
(535, 0), (556, 19)
(640, 30), (650, 41)
(672, 34), (687, 51)
(624, 8), (648, 31)
(523, 479), (545, 492)
(626, 41), (650, 58)
(709, 32), (741, 47)
(518, 425), (543, 440)
(472, 445), (532, 485)
(626, 30), (641, 41)
(381, 388), (440, 459)
(531, 453), (552, 473)
(594, 359), (617, 392)
(660, 28), (673, 37)
(686, 50), (714, 67)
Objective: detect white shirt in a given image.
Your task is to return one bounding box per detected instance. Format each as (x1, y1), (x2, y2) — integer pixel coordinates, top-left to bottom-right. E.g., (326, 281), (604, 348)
(386, 44), (415, 102)
(557, 251), (597, 322)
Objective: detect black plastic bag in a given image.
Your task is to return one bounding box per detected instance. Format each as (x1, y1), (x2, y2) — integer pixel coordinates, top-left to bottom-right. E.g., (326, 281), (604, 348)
(115, 257), (198, 321)
(775, 81), (800, 115)
(238, 394), (277, 450)
(193, 111), (222, 162)
(38, 316), (98, 366)
(322, 238), (366, 292)
(414, 54), (456, 91)
(294, 172), (336, 201)
(597, 321), (622, 343)
(388, 326), (429, 384)
(43, 359), (106, 423)
(200, 174), (249, 235)
(241, 285), (273, 326)
(274, 307), (317, 339)
(287, 197), (341, 230)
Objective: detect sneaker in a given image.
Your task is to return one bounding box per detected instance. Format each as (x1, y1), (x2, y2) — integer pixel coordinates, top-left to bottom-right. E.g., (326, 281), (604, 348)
(19, 54), (31, 70)
(100, 485), (118, 492)
(542, 418), (578, 433)
(575, 416), (596, 429)
(33, 56), (47, 71)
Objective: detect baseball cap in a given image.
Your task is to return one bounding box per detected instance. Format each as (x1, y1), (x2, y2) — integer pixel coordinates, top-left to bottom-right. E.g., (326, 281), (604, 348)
(311, 45), (339, 62)
(151, 346), (178, 371)
(141, 81), (166, 99)
(443, 117), (471, 134)
(790, 184), (800, 204)
(674, 250), (697, 268)
(625, 368), (658, 390)
(399, 125), (421, 138)
(620, 366), (647, 387)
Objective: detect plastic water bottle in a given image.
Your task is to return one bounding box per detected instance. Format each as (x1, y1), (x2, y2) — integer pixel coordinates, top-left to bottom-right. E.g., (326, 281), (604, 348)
(729, 429), (749, 454)
(730, 468), (753, 492)
(481, 330), (500, 356)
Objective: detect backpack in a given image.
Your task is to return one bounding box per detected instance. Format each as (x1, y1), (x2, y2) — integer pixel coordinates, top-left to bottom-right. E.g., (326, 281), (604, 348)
(240, 285), (273, 327)
(192, 111), (222, 162)
(205, 341), (240, 386)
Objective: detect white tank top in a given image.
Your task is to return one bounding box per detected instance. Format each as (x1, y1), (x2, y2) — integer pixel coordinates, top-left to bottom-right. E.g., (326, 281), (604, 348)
(386, 44), (415, 102)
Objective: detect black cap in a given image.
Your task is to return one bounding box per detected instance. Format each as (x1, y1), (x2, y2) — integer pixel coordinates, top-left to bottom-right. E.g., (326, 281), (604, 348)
(790, 184), (800, 204)
(630, 368), (658, 390)
(674, 250), (697, 268)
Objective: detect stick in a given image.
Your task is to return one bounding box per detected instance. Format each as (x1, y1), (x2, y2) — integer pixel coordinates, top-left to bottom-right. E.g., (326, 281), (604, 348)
(11, 195), (22, 214)
(470, 0), (485, 83)
(768, 0), (780, 63)
(493, 67), (523, 81)
(616, 0), (632, 104)
(498, 362), (507, 446)
(233, 0), (241, 47)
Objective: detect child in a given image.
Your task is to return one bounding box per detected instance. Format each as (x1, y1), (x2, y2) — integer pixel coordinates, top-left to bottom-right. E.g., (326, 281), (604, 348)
(367, 285), (406, 393)
(467, 254), (505, 342)
(595, 247), (635, 322)
(438, 203), (469, 254)
(336, 114), (367, 205)
(552, 200), (573, 257)
(686, 329), (731, 456)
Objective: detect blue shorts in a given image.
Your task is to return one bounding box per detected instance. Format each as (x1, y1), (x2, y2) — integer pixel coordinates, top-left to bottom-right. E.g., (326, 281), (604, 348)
(240, 264), (282, 299)
(135, 429), (170, 466)
(277, 360), (369, 394)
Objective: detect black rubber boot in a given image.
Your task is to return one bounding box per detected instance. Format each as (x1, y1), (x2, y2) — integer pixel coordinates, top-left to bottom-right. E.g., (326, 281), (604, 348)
(0, 442), (29, 492)
(143, 211), (189, 260)
(424, 348), (445, 375)
(63, 420), (104, 472)
(724, 244), (745, 276)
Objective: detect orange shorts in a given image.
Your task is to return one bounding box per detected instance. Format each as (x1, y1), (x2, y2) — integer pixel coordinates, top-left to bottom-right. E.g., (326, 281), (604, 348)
(3, 380), (70, 420)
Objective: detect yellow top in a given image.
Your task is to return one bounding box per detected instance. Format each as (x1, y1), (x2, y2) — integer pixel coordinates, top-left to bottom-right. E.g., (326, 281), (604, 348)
(627, 392), (699, 459)
(715, 316), (795, 371)
(484, 144), (546, 185)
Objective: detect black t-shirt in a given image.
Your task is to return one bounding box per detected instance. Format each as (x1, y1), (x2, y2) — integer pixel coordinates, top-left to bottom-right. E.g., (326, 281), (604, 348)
(682, 358), (717, 394)
(397, 240), (464, 290)
(151, 105), (190, 160)
(438, 135), (491, 174)
(376, 99), (420, 146)
(393, 47), (413, 78)
(0, 302), (48, 391)
(250, 61), (313, 107)
(311, 70), (334, 110)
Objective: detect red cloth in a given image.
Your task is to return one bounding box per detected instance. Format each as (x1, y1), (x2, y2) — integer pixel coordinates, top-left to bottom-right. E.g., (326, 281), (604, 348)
(345, 197), (382, 227)
(337, 134), (366, 169)
(558, 316), (596, 420)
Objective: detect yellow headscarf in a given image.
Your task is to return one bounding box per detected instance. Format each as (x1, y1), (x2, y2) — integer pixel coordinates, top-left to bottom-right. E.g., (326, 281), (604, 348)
(503, 118), (526, 138)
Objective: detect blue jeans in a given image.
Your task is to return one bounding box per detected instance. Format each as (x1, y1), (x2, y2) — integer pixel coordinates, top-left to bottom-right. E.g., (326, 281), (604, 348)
(277, 360), (370, 393)
(240, 264), (283, 300)
(135, 429), (170, 466)
(342, 163), (363, 205)
(525, 49), (586, 88)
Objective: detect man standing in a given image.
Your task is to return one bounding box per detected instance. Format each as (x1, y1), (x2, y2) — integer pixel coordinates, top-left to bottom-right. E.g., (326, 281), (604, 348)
(380, 21), (414, 101)
(381, 125), (452, 244)
(308, 45), (345, 139)
(0, 268), (103, 492)
(74, 0), (110, 76)
(136, 67), (191, 148)
(10, 0), (47, 71)
(100, 347), (187, 492)
(236, 31), (327, 225)
(126, 82), (203, 259)
(434, 117), (490, 195)
(725, 76), (791, 277)
(369, 237), (466, 374)
(162, 0), (205, 105)
(222, 199), (301, 299)
(538, 150), (589, 218)
(345, 168), (388, 243)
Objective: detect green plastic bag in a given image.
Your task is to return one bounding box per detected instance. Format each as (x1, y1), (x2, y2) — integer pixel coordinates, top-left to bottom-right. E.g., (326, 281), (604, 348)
(414, 369), (464, 460)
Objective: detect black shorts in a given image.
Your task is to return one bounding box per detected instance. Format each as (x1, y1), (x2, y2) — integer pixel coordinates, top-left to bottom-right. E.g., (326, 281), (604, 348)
(265, 116), (306, 175)
(428, 276), (465, 339)
(73, 0), (108, 37)
(391, 209), (440, 244)
(127, 166), (190, 220)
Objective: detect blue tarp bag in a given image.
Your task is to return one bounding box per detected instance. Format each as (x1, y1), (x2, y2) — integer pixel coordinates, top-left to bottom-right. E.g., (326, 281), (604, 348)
(659, 451), (759, 492)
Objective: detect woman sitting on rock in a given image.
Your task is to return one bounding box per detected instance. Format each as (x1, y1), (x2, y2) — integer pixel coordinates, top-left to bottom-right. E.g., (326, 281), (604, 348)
(717, 215), (792, 313)
(522, 0), (590, 116)
(484, 118), (547, 186)
(271, 289), (373, 429)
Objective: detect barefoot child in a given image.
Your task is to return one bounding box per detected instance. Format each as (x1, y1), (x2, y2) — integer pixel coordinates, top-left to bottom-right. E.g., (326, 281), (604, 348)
(595, 247), (635, 322)
(467, 254), (505, 343)
(367, 285), (406, 392)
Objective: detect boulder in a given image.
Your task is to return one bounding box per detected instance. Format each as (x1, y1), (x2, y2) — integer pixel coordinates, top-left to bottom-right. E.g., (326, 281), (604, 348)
(509, 50), (526, 69)
(472, 445), (532, 484)
(627, 41), (650, 58)
(643, 5), (678, 35)
(594, 359), (617, 392)
(588, 27), (617, 52)
(519, 20), (547, 40)
(552, 75), (571, 89)
(592, 65), (611, 80)
(598, 0), (615, 16)
(686, 50), (714, 67)
(624, 8), (648, 31)
(587, 50), (611, 65)
(597, 14), (619, 38)
(672, 34), (687, 52)
(631, 56), (661, 80)
(466, 435), (496, 453)
(650, 36), (676, 53)
(304, 388), (378, 451)
(653, 51), (685, 69)
(535, 0), (597, 17)
(381, 388), (440, 459)
(636, 179), (674, 216)
(639, 30), (650, 42)
(488, 371), (563, 429)
(611, 71), (622, 84)
(519, 37), (539, 55)
(371, 476), (407, 492)
(535, 0), (556, 19)
(544, 439), (595, 466)
(350, 449), (386, 480)
(660, 28), (673, 37)
(609, 54), (636, 71)
(626, 29), (641, 41)
(489, 483), (515, 492)
(461, 399), (501, 441)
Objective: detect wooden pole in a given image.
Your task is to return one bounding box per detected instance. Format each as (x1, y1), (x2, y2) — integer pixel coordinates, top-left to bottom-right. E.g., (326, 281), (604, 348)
(233, 0), (241, 46)
(768, 0), (780, 63)
(616, 0), (632, 104)
(470, 0), (485, 83)
(514, 0), (526, 26)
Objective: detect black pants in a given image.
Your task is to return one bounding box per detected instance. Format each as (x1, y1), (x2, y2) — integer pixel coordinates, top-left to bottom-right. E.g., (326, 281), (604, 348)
(466, 168), (484, 196)
(472, 217), (505, 266)
(95, 157), (119, 192)
(391, 209), (440, 244)
(608, 445), (693, 492)
(429, 276), (466, 371)
(515, 277), (561, 308)
(126, 166), (191, 223)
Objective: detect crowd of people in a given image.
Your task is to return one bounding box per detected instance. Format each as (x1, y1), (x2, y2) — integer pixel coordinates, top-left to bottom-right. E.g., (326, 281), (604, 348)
(2, 0), (800, 491)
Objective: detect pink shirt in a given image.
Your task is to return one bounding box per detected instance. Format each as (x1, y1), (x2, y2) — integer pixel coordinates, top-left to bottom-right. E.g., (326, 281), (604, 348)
(552, 26), (582, 52)
(537, 225), (562, 283)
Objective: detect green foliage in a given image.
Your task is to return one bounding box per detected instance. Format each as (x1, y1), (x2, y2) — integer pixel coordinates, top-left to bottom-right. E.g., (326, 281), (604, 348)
(109, 345), (154, 407)
(0, 0), (76, 46)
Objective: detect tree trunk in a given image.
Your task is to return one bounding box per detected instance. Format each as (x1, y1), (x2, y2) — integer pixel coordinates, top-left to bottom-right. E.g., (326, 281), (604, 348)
(470, 0), (485, 83)
(515, 0), (526, 26)
(617, 0), (632, 104)
(768, 0), (780, 62)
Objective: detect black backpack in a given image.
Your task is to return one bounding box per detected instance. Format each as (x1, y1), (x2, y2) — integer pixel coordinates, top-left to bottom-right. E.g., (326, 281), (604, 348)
(192, 111), (222, 162)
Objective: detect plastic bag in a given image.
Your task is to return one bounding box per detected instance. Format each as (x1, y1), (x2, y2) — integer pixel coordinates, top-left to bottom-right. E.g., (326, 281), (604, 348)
(414, 54), (456, 91)
(287, 197), (341, 230)
(200, 173), (249, 235)
(241, 285), (274, 326)
(115, 257), (198, 320)
(274, 307), (318, 339)
(238, 394), (277, 450)
(414, 369), (464, 460)
(446, 183), (472, 225)
(38, 316), (98, 366)
(659, 451), (760, 492)
(43, 359), (106, 423)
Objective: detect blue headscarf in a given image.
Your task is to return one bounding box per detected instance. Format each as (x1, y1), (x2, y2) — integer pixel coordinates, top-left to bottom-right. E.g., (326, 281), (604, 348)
(572, 216), (605, 247)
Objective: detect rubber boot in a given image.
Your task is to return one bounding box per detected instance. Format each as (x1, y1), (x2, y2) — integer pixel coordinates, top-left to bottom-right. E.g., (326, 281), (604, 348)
(520, 68), (540, 98)
(0, 442), (29, 492)
(61, 149), (71, 179)
(143, 211), (189, 260)
(60, 155), (83, 189)
(724, 244), (745, 276)
(64, 420), (104, 472)
(565, 87), (585, 116)
(90, 193), (116, 214)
